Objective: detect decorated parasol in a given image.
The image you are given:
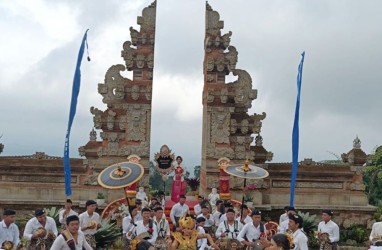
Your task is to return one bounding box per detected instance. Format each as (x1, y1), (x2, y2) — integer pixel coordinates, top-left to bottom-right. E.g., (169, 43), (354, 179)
(98, 162), (144, 189)
(224, 160), (269, 221)
(98, 161), (145, 220)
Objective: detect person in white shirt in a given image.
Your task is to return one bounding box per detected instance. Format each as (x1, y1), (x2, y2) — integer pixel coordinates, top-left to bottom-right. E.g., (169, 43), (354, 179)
(0, 209), (20, 248)
(153, 206), (170, 249)
(236, 204), (252, 225)
(51, 215), (92, 250)
(196, 205), (214, 233)
(278, 207), (296, 234)
(237, 209), (267, 249)
(196, 217), (208, 250)
(24, 208), (58, 249)
(216, 208), (243, 240)
(193, 196), (204, 216)
(317, 209), (340, 249)
(59, 199), (78, 229)
(212, 200), (224, 227)
(127, 208), (158, 245)
(122, 205), (140, 234)
(79, 200), (101, 249)
(279, 206), (289, 225)
(370, 221), (382, 245)
(288, 213), (308, 250)
(169, 195), (189, 231)
(218, 202), (234, 224)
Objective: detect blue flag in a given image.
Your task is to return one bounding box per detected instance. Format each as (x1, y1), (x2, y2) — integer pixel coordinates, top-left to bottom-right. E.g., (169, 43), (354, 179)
(290, 51), (305, 206)
(64, 29), (90, 197)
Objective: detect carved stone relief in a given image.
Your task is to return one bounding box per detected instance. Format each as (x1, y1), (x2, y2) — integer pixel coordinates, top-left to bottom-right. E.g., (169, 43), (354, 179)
(206, 176), (219, 188)
(90, 107), (103, 129)
(131, 85), (140, 100)
(122, 41), (136, 69)
(127, 106), (147, 142)
(106, 110), (116, 130)
(211, 112), (230, 144)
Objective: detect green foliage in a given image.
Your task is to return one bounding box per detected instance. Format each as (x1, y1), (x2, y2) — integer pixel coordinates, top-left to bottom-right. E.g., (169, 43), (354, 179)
(363, 146), (382, 205)
(373, 202), (382, 221)
(243, 193), (254, 202)
(194, 165), (201, 179)
(185, 177), (200, 191)
(297, 211), (318, 235)
(97, 192), (105, 199)
(340, 224), (368, 244)
(149, 161), (171, 195)
(94, 219), (122, 249)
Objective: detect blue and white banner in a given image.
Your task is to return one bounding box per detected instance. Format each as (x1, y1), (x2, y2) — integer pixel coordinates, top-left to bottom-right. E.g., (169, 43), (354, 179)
(63, 29), (90, 197)
(290, 51), (305, 206)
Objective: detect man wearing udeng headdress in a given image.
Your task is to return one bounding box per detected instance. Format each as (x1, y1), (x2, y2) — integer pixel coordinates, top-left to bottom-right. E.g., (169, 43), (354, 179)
(0, 209), (20, 250)
(79, 200), (101, 249)
(24, 208), (58, 250)
(169, 215), (219, 250)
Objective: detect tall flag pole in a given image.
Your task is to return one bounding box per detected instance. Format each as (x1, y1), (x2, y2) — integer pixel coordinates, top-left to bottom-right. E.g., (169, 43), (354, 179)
(290, 51), (305, 206)
(64, 29), (90, 197)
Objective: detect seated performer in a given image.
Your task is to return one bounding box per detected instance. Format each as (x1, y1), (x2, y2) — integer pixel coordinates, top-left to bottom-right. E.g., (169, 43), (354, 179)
(127, 208), (158, 245)
(0, 209), (20, 250)
(216, 209), (243, 240)
(237, 210), (267, 249)
(24, 208), (58, 250)
(153, 207), (170, 250)
(51, 215), (92, 250)
(169, 215), (219, 250)
(79, 200), (101, 249)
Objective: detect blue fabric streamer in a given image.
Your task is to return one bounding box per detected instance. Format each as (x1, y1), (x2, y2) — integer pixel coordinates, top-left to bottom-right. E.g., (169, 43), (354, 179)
(290, 51), (305, 206)
(64, 29), (90, 197)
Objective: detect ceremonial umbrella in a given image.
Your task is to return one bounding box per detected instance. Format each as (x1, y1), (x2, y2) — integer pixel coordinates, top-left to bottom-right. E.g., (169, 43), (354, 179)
(98, 162), (145, 219)
(98, 162), (145, 189)
(224, 160), (269, 220)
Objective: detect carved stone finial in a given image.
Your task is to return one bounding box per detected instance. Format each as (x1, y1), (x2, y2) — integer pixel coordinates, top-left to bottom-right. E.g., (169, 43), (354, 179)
(255, 134), (263, 146)
(89, 128), (97, 141)
(353, 135), (361, 149)
(0, 143), (3, 154)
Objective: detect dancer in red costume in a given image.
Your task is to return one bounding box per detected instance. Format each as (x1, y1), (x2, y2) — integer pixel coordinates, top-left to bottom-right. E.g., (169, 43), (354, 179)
(171, 156), (187, 202)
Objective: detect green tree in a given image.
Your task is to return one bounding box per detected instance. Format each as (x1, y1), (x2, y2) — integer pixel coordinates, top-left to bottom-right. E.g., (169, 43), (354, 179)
(364, 146), (382, 205)
(194, 165), (201, 179)
(149, 161), (172, 195)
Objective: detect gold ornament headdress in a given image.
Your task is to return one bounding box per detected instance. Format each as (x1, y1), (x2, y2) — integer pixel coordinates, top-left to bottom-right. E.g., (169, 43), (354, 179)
(178, 216), (195, 230)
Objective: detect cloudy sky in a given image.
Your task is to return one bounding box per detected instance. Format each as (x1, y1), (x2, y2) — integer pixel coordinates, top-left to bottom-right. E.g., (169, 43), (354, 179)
(0, 0), (381, 170)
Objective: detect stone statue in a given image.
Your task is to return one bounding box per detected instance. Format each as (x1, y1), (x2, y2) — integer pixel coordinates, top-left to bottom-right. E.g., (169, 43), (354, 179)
(208, 188), (220, 208)
(136, 186), (148, 206)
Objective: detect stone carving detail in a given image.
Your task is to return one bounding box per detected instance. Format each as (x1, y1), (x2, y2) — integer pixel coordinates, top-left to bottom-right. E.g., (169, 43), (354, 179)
(137, 1), (156, 32)
(100, 132), (124, 142)
(350, 166), (364, 175)
(250, 112), (266, 134)
(205, 3), (224, 37)
(98, 64), (127, 103)
(90, 107), (103, 129)
(225, 46), (238, 71)
(84, 171), (99, 186)
(206, 74), (214, 82)
(147, 54), (154, 69)
(211, 112), (230, 144)
(206, 176), (219, 188)
(131, 85), (140, 100)
(230, 69), (257, 109)
(350, 182), (365, 191)
(107, 110), (116, 130)
(135, 54), (146, 69)
(122, 41), (136, 70)
(353, 136), (361, 149)
(145, 86), (152, 100)
(220, 88), (228, 103)
(255, 134), (263, 146)
(89, 128), (97, 141)
(127, 106), (147, 142)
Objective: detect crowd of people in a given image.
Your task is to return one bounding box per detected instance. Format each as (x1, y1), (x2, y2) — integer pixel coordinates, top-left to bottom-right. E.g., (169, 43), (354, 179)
(1, 192), (381, 250)
(0, 193), (345, 250)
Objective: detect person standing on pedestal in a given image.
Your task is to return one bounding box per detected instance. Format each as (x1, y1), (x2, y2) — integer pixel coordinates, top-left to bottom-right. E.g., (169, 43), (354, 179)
(171, 156), (186, 203)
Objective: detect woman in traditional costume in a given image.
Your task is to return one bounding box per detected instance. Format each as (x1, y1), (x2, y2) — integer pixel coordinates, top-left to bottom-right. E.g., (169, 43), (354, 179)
(171, 156), (187, 203)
